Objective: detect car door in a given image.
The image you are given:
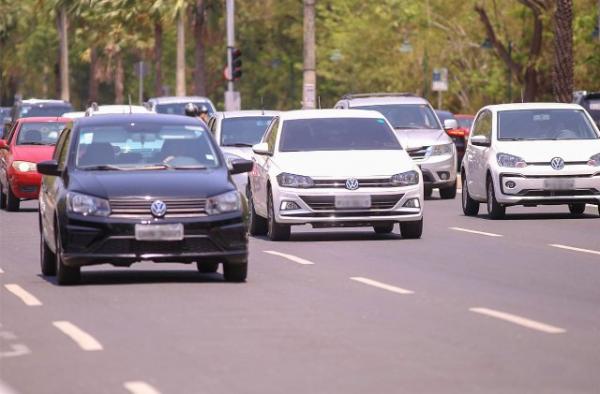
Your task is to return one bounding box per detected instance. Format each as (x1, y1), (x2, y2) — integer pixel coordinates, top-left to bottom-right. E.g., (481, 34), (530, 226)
(250, 117), (279, 216)
(465, 110), (492, 199)
(0, 121), (19, 189)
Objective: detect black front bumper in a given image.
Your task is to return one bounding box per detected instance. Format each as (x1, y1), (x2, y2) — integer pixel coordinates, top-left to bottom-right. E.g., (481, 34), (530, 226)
(60, 213), (247, 267)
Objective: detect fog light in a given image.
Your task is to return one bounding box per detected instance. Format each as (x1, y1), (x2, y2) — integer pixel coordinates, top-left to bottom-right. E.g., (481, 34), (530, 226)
(437, 171), (450, 180)
(280, 201), (300, 211)
(505, 181), (516, 189)
(403, 198), (421, 208)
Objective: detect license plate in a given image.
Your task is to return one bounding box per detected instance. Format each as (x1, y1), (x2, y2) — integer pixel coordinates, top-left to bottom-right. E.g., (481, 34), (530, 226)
(543, 178), (575, 190)
(135, 223), (184, 241)
(335, 195), (371, 209)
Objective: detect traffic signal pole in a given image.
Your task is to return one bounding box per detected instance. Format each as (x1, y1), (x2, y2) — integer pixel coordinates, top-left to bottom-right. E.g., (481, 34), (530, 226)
(225, 0), (240, 110)
(302, 0), (316, 109)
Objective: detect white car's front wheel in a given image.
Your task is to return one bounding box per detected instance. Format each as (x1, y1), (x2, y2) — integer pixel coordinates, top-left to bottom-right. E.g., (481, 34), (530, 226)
(486, 177), (505, 220)
(247, 186), (268, 236)
(461, 174), (479, 216)
(267, 189), (290, 241)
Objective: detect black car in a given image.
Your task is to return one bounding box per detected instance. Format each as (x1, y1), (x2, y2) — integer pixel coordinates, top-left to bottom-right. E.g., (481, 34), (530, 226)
(37, 114), (253, 285)
(573, 91), (600, 128)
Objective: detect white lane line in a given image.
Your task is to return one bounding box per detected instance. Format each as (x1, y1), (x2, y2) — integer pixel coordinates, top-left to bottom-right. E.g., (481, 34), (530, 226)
(52, 321), (103, 351)
(4, 284), (42, 306)
(124, 381), (162, 394)
(0, 379), (19, 394)
(549, 244), (600, 256)
(470, 307), (566, 334)
(350, 277), (414, 295)
(449, 227), (503, 237)
(0, 268), (4, 274)
(264, 250), (315, 265)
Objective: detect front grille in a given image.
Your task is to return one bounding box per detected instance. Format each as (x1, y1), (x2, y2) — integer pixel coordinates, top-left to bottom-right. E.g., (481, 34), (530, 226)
(312, 178), (394, 188)
(300, 194), (404, 211)
(94, 237), (220, 254)
(109, 198), (207, 219)
(407, 147), (429, 160)
(520, 189), (598, 197)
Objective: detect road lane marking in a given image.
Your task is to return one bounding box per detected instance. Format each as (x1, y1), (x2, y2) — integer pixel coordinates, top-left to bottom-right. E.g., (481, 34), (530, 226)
(350, 277), (414, 295)
(0, 379), (19, 394)
(0, 268), (4, 274)
(449, 227), (503, 237)
(52, 321), (103, 351)
(264, 250), (315, 265)
(470, 307), (565, 334)
(124, 381), (161, 394)
(549, 244), (600, 256)
(4, 284), (42, 306)
(0, 344), (31, 359)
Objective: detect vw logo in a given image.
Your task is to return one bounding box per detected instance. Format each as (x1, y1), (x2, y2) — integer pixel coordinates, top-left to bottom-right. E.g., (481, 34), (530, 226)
(150, 200), (167, 218)
(345, 178), (359, 190)
(550, 157), (565, 170)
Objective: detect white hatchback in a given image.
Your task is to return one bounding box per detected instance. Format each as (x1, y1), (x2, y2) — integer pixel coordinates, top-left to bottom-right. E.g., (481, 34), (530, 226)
(248, 109), (424, 241)
(461, 103), (600, 219)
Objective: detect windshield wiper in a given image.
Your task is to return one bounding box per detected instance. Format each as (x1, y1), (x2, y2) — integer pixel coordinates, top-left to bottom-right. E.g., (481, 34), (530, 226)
(394, 126), (434, 130)
(20, 142), (53, 146)
(222, 143), (254, 147)
(171, 165), (207, 170)
(78, 164), (125, 171)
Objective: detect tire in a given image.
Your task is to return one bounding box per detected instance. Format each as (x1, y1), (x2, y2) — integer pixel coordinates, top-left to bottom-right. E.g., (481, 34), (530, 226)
(0, 182), (6, 209)
(40, 230), (56, 276)
(247, 187), (268, 236)
(267, 189), (290, 241)
(373, 223), (394, 234)
(568, 203), (586, 216)
(223, 262), (247, 282)
(5, 184), (20, 212)
(424, 186), (433, 199)
(461, 174), (480, 216)
(55, 226), (80, 286)
(400, 219), (423, 239)
(196, 261), (219, 273)
(486, 177), (505, 220)
(439, 181), (457, 199)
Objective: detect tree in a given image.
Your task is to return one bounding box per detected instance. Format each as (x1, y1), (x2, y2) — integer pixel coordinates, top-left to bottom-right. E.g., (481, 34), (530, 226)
(553, 0), (573, 102)
(192, 0), (208, 96)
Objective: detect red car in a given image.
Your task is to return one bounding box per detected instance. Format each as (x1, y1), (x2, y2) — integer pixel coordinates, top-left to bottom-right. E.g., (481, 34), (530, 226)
(0, 117), (69, 211)
(455, 114), (474, 137)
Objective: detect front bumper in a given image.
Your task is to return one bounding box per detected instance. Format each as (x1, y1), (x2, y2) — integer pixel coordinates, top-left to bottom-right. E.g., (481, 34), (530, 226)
(415, 154), (457, 187)
(9, 171), (41, 199)
(60, 212), (248, 267)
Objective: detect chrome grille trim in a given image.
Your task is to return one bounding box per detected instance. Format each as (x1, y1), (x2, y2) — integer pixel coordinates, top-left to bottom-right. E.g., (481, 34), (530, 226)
(300, 194), (404, 211)
(109, 198), (207, 218)
(312, 178), (394, 188)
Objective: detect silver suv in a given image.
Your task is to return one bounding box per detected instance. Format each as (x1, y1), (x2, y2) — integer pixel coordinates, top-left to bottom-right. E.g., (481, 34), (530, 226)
(334, 93), (458, 199)
(146, 96), (216, 116)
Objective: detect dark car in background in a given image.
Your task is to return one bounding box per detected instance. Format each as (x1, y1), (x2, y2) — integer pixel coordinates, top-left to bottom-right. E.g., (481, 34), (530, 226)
(435, 110), (466, 168)
(0, 107), (11, 138)
(574, 91), (600, 128)
(37, 114), (253, 285)
(7, 99), (73, 132)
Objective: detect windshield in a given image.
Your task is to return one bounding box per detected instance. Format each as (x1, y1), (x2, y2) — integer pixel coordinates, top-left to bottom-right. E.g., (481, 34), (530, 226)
(279, 118), (401, 152)
(221, 116), (273, 146)
(457, 117), (474, 129)
(17, 122), (66, 145)
(75, 122), (219, 170)
(155, 102), (214, 116)
(498, 109), (599, 141)
(19, 104), (72, 118)
(582, 99), (600, 126)
(354, 104), (441, 130)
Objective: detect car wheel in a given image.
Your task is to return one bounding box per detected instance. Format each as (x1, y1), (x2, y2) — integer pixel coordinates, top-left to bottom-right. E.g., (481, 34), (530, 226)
(439, 181), (457, 199)
(196, 261), (219, 273)
(424, 186), (433, 199)
(247, 186), (268, 236)
(486, 177), (505, 220)
(568, 203), (586, 216)
(462, 175), (480, 216)
(400, 219), (423, 239)
(40, 230), (56, 276)
(0, 182), (6, 209)
(5, 184), (20, 212)
(267, 189), (290, 241)
(223, 262), (247, 282)
(55, 225), (80, 286)
(373, 223), (394, 234)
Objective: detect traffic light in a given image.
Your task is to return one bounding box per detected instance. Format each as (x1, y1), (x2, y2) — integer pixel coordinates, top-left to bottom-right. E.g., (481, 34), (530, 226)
(232, 48), (242, 80)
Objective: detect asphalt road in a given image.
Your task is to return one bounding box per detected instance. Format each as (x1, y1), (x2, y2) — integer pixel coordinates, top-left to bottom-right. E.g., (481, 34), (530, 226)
(1, 193), (599, 394)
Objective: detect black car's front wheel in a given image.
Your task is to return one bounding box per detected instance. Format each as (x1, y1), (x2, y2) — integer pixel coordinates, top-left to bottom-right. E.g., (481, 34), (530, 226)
(5, 183), (19, 212)
(40, 230), (56, 276)
(55, 226), (80, 286)
(196, 261), (219, 273)
(223, 262), (247, 282)
(568, 203), (586, 216)
(0, 182), (6, 209)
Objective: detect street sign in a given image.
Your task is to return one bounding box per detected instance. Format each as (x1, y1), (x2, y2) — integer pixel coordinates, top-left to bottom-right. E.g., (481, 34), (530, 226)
(432, 68), (448, 92)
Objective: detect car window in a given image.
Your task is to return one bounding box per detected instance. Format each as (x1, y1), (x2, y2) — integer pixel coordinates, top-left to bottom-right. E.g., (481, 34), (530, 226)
(6, 123), (19, 145)
(55, 128), (71, 170)
(264, 118), (279, 153)
(220, 117), (274, 147)
(472, 110), (492, 140)
(16, 122), (66, 146)
(497, 109), (599, 141)
(353, 104), (441, 130)
(19, 104), (72, 118)
(155, 102), (214, 116)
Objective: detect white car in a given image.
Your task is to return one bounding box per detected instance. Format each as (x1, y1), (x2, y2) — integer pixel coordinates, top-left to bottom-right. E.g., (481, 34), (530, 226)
(146, 96), (216, 116)
(461, 103), (600, 219)
(248, 109), (424, 241)
(85, 104), (152, 116)
(207, 110), (278, 192)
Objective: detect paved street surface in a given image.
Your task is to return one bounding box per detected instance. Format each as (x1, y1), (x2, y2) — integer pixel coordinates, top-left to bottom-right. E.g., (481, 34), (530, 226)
(1, 194), (599, 393)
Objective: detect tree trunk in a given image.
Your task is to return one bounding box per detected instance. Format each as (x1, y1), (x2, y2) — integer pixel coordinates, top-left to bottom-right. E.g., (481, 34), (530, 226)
(303, 0), (316, 109)
(56, 6), (70, 102)
(193, 0), (207, 96)
(88, 47), (99, 104)
(553, 0), (573, 103)
(176, 11), (186, 96)
(115, 53), (124, 104)
(154, 21), (163, 97)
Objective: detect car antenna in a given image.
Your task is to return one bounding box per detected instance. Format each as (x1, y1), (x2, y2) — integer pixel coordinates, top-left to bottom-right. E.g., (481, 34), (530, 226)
(128, 95), (132, 114)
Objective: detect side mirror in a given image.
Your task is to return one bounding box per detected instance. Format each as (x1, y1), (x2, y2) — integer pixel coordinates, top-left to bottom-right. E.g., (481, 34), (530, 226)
(0, 139), (7, 150)
(470, 135), (491, 147)
(443, 119), (458, 130)
(229, 159), (254, 175)
(252, 142), (271, 156)
(37, 160), (62, 176)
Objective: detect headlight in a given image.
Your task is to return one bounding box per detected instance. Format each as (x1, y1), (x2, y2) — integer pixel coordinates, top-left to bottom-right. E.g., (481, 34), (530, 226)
(427, 143), (453, 156)
(67, 192), (111, 217)
(588, 153), (600, 166)
(276, 173), (314, 188)
(12, 161), (37, 172)
(206, 190), (241, 215)
(391, 170), (419, 186)
(496, 153), (527, 168)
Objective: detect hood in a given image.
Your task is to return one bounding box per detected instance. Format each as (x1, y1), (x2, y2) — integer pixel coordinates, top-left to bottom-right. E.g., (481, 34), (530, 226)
(393, 129), (452, 149)
(496, 140), (600, 162)
(11, 145), (55, 163)
(221, 146), (253, 160)
(272, 150), (415, 178)
(69, 168), (232, 199)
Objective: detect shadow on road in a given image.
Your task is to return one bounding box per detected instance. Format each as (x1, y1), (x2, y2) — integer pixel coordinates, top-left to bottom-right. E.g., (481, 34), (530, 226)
(253, 231), (405, 243)
(475, 212), (599, 221)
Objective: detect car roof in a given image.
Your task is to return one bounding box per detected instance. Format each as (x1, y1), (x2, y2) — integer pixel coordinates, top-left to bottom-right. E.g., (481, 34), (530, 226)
(215, 110), (279, 119)
(19, 99), (71, 106)
(342, 95), (430, 106)
(16, 116), (72, 123)
(485, 103), (585, 112)
(87, 105), (151, 115)
(280, 109), (386, 121)
(73, 113), (206, 127)
(148, 96), (213, 104)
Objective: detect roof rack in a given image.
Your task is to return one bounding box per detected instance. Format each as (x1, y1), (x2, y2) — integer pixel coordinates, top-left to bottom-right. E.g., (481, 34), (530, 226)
(341, 92), (418, 100)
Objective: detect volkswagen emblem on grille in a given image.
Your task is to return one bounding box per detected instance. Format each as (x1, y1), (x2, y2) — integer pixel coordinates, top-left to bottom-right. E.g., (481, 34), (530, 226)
(550, 157), (565, 170)
(150, 200), (167, 218)
(345, 178), (359, 190)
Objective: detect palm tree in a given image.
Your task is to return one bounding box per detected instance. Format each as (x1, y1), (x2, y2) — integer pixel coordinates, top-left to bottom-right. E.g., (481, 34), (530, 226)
(553, 0), (573, 102)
